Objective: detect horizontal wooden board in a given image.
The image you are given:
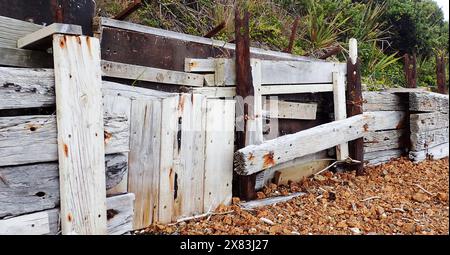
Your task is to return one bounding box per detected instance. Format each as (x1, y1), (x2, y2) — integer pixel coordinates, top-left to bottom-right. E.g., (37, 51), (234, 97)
(18, 23), (82, 50)
(0, 67), (55, 109)
(410, 112), (449, 133)
(409, 142), (449, 162)
(263, 100), (317, 120)
(235, 114), (369, 175)
(0, 153), (128, 219)
(255, 151), (328, 190)
(274, 160), (331, 185)
(362, 92), (406, 111)
(0, 114), (129, 167)
(0, 15), (42, 49)
(0, 193), (135, 235)
(96, 17), (316, 64)
(364, 111), (406, 131)
(409, 92), (449, 113)
(410, 127), (449, 151)
(184, 58), (346, 85)
(0, 47), (53, 68)
(259, 84), (333, 95)
(190, 87), (236, 98)
(365, 149), (404, 166)
(363, 129), (406, 153)
(0, 68), (176, 110)
(101, 60), (204, 87)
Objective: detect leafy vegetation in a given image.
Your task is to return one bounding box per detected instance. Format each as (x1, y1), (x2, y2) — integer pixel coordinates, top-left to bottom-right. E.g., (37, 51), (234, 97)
(96, 0), (448, 91)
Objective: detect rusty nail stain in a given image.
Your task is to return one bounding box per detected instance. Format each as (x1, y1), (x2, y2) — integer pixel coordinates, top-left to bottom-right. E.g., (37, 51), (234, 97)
(363, 124), (369, 132)
(247, 152), (255, 161)
(67, 213), (72, 222)
(178, 95), (185, 112)
(104, 131), (112, 144)
(59, 38), (65, 48)
(63, 144), (69, 157)
(76, 36), (81, 45)
(263, 151), (275, 168)
(86, 37), (93, 57)
(107, 209), (118, 220)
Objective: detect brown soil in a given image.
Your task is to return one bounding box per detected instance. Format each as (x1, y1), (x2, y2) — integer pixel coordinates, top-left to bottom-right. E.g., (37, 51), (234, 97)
(140, 157), (449, 235)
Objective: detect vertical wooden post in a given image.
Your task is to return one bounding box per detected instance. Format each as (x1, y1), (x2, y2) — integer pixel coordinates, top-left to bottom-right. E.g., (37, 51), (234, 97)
(346, 38), (364, 176)
(333, 71), (349, 160)
(284, 17), (300, 54)
(436, 53), (447, 94)
(53, 34), (107, 234)
(233, 6), (258, 201)
(404, 53), (417, 88)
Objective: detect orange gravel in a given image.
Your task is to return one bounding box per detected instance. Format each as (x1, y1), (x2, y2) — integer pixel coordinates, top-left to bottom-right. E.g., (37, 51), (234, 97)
(141, 157), (449, 235)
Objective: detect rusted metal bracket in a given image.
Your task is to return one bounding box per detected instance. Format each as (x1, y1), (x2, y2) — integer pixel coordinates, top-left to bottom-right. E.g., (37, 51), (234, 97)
(114, 0), (143, 21)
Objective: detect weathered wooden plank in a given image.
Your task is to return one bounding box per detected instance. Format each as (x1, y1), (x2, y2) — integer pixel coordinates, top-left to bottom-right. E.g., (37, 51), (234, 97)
(240, 192), (305, 210)
(410, 127), (449, 151)
(259, 84), (333, 95)
(409, 92), (449, 113)
(192, 85), (334, 98)
(365, 111), (406, 131)
(203, 99), (235, 211)
(106, 193), (135, 235)
(0, 211), (50, 235)
(362, 92), (406, 111)
(346, 38), (364, 175)
(410, 112), (449, 133)
(190, 87), (236, 98)
(0, 193), (135, 235)
(234, 114), (371, 175)
(53, 34), (106, 235)
(363, 129), (406, 153)
(185, 58), (216, 72)
(101, 60), (204, 87)
(173, 94), (207, 219)
(0, 154), (128, 219)
(274, 160), (331, 185)
(255, 151), (328, 190)
(0, 68), (171, 110)
(409, 143), (449, 162)
(0, 15), (42, 49)
(0, 67), (55, 109)
(261, 60), (346, 85)
(263, 100), (317, 120)
(0, 47), (53, 68)
(18, 23), (82, 50)
(333, 71), (349, 160)
(365, 149), (404, 166)
(158, 95), (179, 224)
(128, 98), (162, 229)
(0, 114), (129, 167)
(183, 58), (346, 85)
(96, 17), (314, 63)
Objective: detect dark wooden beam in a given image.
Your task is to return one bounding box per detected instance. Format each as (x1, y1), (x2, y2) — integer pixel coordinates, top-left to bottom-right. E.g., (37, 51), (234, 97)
(284, 17), (300, 54)
(204, 21), (226, 38)
(114, 0), (142, 21)
(404, 53), (417, 88)
(233, 6), (257, 201)
(346, 39), (364, 176)
(436, 53), (447, 94)
(0, 0), (95, 36)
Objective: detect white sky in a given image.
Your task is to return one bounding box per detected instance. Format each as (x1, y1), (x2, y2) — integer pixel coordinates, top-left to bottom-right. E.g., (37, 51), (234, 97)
(434, 0), (449, 21)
